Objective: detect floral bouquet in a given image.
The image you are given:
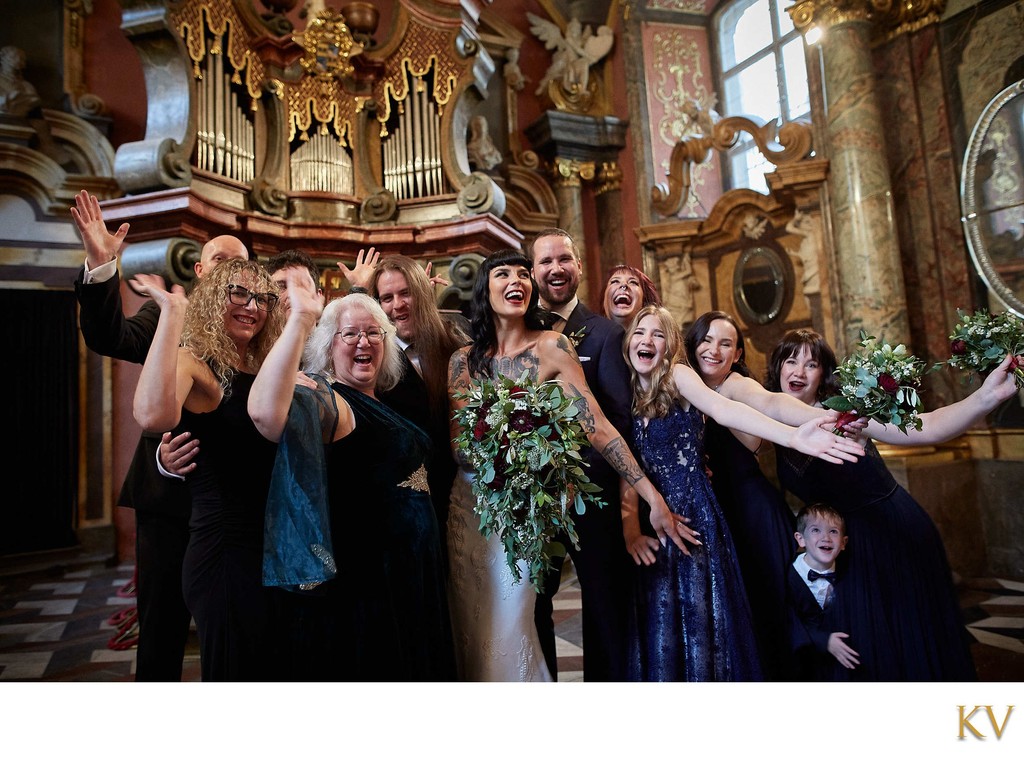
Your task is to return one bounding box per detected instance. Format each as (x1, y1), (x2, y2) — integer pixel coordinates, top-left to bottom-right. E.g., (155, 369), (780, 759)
(824, 331), (926, 434)
(942, 308), (1024, 390)
(452, 371), (605, 592)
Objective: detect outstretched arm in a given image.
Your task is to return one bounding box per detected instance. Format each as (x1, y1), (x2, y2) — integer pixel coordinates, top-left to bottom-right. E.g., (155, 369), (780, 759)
(863, 354), (1022, 444)
(673, 364), (863, 463)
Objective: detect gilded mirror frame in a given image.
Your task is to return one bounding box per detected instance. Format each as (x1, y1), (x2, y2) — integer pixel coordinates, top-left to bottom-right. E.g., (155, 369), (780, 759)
(961, 78), (1024, 318)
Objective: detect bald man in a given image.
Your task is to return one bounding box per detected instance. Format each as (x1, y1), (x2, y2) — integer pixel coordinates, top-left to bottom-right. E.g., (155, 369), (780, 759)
(72, 191), (248, 680)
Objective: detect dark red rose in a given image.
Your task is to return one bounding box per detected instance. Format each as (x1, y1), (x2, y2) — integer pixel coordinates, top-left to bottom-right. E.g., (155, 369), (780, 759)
(834, 411), (859, 430)
(950, 339), (968, 355)
(500, 433), (510, 448)
(877, 373), (899, 395)
(487, 457), (507, 490)
(473, 418), (490, 441)
(509, 385), (527, 396)
(1010, 356), (1022, 372)
(510, 410), (537, 433)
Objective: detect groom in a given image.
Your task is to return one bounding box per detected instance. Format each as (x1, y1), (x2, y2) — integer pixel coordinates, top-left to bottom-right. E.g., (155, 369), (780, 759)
(529, 228), (633, 681)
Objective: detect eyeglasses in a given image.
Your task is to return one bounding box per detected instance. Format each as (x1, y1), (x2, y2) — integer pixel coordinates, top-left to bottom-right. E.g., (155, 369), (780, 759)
(335, 327), (386, 345)
(226, 284), (278, 312)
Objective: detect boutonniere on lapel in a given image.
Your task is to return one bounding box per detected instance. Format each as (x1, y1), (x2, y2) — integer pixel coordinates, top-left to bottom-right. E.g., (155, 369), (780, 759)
(568, 325), (589, 349)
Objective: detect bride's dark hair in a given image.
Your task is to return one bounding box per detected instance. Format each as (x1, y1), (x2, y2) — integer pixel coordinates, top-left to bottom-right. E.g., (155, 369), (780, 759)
(468, 249), (548, 377)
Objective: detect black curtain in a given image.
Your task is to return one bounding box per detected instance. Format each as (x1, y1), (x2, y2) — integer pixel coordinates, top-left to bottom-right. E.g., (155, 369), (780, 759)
(0, 289), (78, 555)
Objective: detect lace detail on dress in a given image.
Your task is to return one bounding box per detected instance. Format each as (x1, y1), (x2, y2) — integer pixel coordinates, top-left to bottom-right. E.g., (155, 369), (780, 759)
(398, 464), (430, 493)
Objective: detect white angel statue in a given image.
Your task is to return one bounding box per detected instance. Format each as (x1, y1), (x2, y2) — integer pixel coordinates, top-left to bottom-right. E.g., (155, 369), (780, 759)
(527, 13), (614, 96)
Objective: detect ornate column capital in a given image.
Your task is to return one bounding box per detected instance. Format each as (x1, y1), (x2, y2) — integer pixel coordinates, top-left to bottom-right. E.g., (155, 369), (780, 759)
(787, 0), (872, 34)
(788, 0), (945, 39)
(552, 157), (595, 188)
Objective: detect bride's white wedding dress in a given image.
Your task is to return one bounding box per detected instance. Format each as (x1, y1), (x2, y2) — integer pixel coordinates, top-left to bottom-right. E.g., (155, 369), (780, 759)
(447, 469), (553, 682)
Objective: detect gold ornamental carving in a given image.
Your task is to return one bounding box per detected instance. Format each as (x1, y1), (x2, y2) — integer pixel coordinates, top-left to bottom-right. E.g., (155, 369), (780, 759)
(596, 162), (623, 195)
(170, 1), (266, 106)
(295, 8), (363, 81)
(553, 157), (595, 188)
(787, 0), (945, 39)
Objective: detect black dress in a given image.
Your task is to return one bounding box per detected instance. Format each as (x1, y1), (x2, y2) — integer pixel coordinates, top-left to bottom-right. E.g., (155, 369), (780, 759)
(180, 372), (279, 681)
(705, 420), (798, 679)
(775, 441), (976, 681)
(285, 382), (456, 681)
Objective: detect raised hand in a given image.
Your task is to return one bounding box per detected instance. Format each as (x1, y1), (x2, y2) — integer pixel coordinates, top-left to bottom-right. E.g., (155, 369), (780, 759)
(338, 247), (379, 291)
(424, 261), (450, 288)
(128, 273), (187, 314)
(71, 190), (130, 272)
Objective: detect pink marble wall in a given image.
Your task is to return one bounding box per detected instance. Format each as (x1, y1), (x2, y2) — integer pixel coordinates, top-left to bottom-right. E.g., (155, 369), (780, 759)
(641, 21), (723, 218)
(874, 28), (974, 408)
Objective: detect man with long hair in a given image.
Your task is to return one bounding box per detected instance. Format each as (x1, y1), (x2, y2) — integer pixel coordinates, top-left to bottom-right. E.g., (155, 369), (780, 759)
(341, 250), (468, 532)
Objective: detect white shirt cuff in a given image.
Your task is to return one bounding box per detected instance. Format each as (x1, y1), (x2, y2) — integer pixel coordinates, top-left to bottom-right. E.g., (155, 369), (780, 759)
(155, 440), (186, 481)
(82, 258), (118, 284)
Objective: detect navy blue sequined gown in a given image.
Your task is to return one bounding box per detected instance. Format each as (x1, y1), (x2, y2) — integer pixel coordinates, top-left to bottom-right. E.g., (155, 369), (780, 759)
(775, 441), (976, 681)
(705, 420), (797, 680)
(628, 402), (763, 681)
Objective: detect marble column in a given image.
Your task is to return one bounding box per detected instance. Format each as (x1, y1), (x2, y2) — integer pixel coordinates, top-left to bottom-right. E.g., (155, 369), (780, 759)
(789, 1), (911, 350)
(553, 157), (592, 299)
(595, 161), (625, 278)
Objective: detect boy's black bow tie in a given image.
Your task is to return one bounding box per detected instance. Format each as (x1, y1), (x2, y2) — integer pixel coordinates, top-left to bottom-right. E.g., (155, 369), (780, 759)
(807, 569), (835, 583)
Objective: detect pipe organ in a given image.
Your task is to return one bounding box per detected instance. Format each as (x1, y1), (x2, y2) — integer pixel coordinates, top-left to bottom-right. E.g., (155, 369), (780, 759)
(107, 0), (521, 284)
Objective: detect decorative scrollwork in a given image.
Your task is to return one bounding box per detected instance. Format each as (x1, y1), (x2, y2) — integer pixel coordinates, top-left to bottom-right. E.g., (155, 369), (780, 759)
(457, 171), (506, 217)
(651, 117), (813, 217)
(296, 8), (363, 81)
(250, 178), (288, 217)
(360, 189), (397, 222)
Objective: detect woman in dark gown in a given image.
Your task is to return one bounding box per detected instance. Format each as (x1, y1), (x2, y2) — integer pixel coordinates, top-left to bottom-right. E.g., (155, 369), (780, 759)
(133, 259), (284, 681)
(249, 278), (455, 680)
(766, 328), (1021, 680)
(683, 312), (801, 679)
(622, 307), (862, 681)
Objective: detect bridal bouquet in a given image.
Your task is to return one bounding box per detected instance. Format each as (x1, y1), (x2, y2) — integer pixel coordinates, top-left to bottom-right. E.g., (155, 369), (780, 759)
(824, 331), (926, 434)
(942, 308), (1024, 389)
(452, 371), (605, 592)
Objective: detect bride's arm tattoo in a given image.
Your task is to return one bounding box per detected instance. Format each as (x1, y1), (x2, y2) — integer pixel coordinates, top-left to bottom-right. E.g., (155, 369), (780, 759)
(566, 384), (596, 433)
(448, 349), (470, 393)
(555, 333), (579, 361)
(602, 437), (645, 485)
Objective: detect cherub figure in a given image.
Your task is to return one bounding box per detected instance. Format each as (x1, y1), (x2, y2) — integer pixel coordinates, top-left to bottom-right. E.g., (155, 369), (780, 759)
(504, 47), (528, 92)
(681, 95), (720, 137)
(466, 115), (503, 171)
(527, 13), (614, 96)
(786, 210), (822, 295)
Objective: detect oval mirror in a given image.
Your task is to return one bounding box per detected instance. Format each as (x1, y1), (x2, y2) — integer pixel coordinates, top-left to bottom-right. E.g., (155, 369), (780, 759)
(961, 79), (1024, 318)
(733, 245), (786, 325)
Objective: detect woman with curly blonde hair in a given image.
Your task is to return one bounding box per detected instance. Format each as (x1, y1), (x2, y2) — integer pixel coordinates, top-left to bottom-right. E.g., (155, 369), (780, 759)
(621, 305), (862, 681)
(133, 258), (285, 681)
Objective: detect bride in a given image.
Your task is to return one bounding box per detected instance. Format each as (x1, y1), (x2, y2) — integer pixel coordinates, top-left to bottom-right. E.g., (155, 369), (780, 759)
(446, 251), (693, 681)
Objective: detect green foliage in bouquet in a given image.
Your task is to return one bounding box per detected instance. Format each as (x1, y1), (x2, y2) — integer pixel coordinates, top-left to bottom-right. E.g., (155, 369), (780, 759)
(451, 371), (606, 592)
(824, 331), (926, 434)
(942, 308), (1024, 390)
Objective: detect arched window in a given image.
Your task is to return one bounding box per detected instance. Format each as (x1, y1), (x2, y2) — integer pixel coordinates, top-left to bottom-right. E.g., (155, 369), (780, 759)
(715, 0), (810, 192)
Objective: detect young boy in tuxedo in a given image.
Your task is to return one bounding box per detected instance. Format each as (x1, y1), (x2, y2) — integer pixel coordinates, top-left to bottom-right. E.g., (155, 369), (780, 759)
(786, 502), (860, 679)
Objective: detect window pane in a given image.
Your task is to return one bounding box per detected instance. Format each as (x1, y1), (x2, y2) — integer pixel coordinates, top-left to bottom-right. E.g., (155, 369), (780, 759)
(723, 54), (781, 122)
(719, 0), (771, 69)
(775, 0), (795, 36)
(781, 39), (809, 119)
(730, 147), (771, 194)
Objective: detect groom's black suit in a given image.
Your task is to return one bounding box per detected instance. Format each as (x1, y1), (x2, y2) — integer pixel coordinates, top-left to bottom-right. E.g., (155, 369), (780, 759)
(534, 301), (633, 681)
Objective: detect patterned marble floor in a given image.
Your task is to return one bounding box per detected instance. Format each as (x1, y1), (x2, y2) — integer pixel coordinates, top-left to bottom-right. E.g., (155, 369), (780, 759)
(1, 555), (1021, 681)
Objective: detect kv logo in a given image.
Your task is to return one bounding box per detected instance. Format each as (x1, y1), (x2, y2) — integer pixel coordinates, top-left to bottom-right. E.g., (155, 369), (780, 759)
(958, 705), (1014, 740)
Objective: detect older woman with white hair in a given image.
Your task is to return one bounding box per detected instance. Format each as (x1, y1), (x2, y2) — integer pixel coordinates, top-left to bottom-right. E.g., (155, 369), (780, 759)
(249, 278), (455, 680)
